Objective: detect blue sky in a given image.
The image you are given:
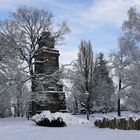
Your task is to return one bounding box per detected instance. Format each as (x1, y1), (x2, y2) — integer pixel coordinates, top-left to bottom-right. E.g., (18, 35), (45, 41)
(0, 0), (140, 64)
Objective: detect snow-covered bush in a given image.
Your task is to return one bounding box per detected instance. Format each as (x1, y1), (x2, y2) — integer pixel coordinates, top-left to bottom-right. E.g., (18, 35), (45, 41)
(31, 111), (89, 127)
(34, 117), (66, 127)
(0, 89), (11, 117)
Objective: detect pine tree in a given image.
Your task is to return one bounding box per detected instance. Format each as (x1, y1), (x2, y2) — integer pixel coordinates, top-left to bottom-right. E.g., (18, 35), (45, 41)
(93, 53), (114, 113)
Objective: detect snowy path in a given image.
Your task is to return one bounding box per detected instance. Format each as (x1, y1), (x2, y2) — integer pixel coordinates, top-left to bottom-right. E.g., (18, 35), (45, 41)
(0, 116), (140, 140)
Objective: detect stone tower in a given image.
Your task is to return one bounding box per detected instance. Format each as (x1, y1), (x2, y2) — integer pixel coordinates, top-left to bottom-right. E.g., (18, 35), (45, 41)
(32, 31), (66, 114)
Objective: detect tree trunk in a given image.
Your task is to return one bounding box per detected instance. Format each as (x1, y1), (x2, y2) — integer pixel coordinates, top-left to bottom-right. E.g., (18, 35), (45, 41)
(87, 97), (90, 120)
(17, 100), (20, 117)
(29, 62), (37, 116)
(31, 100), (37, 116)
(118, 78), (121, 116)
(117, 98), (121, 116)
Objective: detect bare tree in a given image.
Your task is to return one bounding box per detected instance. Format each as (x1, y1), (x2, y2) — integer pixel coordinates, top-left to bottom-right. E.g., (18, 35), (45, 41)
(0, 6), (70, 115)
(109, 43), (132, 116)
(64, 40), (94, 119)
(117, 7), (140, 112)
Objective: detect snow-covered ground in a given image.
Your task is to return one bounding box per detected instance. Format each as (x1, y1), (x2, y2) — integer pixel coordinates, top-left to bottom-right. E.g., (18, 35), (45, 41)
(0, 111), (140, 140)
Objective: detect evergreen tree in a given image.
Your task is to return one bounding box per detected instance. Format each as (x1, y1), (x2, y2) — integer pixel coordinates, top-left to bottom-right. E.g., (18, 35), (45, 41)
(93, 53), (114, 113)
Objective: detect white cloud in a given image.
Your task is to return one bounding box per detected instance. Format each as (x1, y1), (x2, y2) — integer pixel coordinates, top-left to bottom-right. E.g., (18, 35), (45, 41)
(0, 0), (35, 10)
(81, 0), (140, 28)
(1, 0), (140, 64)
(59, 50), (78, 64)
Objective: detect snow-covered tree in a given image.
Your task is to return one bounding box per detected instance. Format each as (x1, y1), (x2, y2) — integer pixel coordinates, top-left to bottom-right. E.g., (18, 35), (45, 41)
(109, 44), (132, 116)
(0, 43), (21, 117)
(0, 6), (70, 115)
(0, 31), (30, 117)
(65, 40), (94, 117)
(11, 70), (29, 117)
(118, 7), (140, 112)
(93, 53), (115, 113)
(0, 89), (11, 117)
(109, 7), (140, 115)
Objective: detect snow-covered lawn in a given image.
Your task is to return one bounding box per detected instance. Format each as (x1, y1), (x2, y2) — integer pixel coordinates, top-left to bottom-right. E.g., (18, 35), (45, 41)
(0, 112), (140, 140)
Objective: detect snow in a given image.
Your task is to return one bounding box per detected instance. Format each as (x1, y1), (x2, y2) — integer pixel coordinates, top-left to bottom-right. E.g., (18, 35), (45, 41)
(0, 111), (140, 140)
(31, 111), (89, 125)
(90, 111), (140, 121)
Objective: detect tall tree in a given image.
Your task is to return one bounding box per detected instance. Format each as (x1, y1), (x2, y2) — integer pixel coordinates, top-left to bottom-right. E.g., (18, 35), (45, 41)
(109, 7), (140, 116)
(0, 6), (70, 115)
(118, 7), (140, 112)
(109, 45), (132, 116)
(0, 41), (24, 117)
(93, 53), (114, 113)
(65, 40), (94, 118)
(11, 70), (29, 117)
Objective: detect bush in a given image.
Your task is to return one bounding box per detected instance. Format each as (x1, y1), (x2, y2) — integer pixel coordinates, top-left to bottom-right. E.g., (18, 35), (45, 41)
(36, 117), (66, 127)
(31, 111), (67, 127)
(31, 111), (89, 127)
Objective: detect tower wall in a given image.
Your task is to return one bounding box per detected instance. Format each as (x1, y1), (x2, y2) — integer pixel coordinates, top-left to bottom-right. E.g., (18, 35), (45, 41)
(30, 32), (66, 115)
